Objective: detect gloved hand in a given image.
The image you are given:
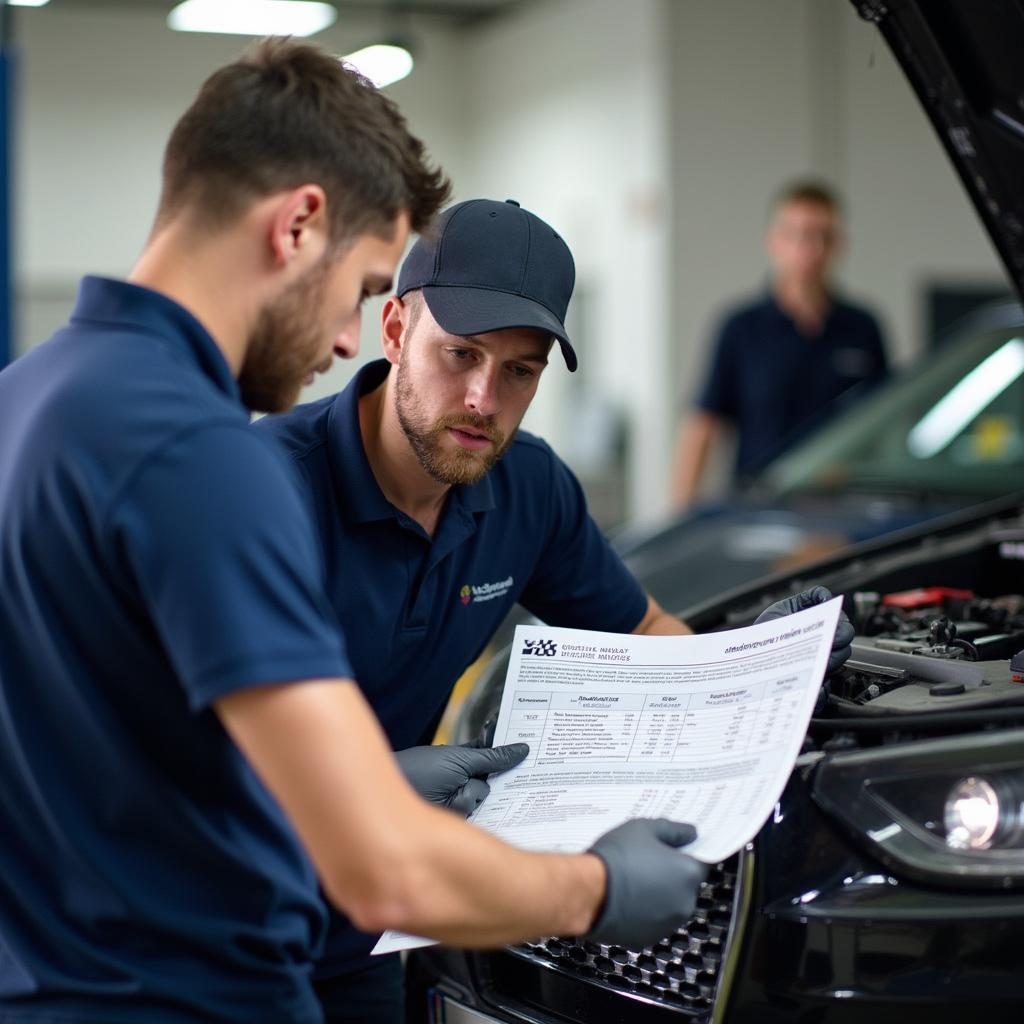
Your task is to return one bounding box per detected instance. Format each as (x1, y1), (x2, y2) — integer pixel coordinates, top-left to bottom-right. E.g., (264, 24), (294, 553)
(395, 742), (529, 817)
(585, 819), (706, 948)
(469, 717), (497, 749)
(754, 585), (855, 675)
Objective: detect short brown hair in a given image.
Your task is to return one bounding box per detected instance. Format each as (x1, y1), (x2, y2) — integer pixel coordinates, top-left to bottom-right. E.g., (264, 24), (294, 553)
(771, 179), (843, 217)
(402, 288), (425, 337)
(157, 37), (450, 244)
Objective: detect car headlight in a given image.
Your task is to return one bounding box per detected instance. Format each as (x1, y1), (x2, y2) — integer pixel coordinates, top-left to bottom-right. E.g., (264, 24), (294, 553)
(812, 727), (1024, 887)
(944, 775), (1024, 851)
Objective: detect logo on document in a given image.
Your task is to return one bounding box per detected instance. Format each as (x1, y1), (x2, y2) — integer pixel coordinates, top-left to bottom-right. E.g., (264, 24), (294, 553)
(459, 576), (514, 606)
(522, 639), (558, 657)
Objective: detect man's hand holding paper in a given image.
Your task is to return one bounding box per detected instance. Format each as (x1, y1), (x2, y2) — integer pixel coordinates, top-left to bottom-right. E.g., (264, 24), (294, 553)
(470, 595), (844, 865)
(373, 595), (843, 954)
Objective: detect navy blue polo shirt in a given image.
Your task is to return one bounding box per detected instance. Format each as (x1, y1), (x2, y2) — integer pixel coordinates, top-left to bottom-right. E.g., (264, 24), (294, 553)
(256, 359), (649, 975)
(696, 292), (889, 478)
(0, 277), (353, 1023)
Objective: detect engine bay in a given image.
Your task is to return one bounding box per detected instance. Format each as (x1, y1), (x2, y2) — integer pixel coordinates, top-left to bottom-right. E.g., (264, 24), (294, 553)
(828, 584), (1024, 714)
(712, 515), (1024, 721)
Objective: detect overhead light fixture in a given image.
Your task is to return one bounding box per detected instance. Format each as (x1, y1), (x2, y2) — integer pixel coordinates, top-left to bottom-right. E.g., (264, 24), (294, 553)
(6, 0), (51, 7)
(168, 0), (337, 37)
(341, 43), (414, 88)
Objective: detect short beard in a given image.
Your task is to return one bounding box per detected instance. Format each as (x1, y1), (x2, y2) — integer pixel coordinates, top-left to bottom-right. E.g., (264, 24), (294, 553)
(395, 356), (513, 486)
(238, 259), (330, 414)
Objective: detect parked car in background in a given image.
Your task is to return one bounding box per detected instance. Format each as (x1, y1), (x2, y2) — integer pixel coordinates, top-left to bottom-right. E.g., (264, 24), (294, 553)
(410, 1), (1024, 1020)
(620, 298), (1024, 611)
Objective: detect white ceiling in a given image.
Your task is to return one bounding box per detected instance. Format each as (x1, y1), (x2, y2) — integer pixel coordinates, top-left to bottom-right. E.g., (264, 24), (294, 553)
(24, 0), (528, 27)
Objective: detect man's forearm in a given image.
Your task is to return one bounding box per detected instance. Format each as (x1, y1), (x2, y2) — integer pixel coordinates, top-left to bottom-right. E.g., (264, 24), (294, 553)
(372, 797), (608, 945)
(216, 678), (608, 946)
(632, 595), (692, 636)
(670, 412), (719, 511)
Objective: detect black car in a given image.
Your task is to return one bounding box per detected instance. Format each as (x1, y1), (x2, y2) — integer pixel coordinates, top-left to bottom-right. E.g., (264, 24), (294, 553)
(407, 3), (1024, 1021)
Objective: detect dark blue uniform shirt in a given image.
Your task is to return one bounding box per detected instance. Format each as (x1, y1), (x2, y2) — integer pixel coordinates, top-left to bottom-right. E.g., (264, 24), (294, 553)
(256, 359), (649, 975)
(696, 292), (889, 478)
(0, 277), (353, 1023)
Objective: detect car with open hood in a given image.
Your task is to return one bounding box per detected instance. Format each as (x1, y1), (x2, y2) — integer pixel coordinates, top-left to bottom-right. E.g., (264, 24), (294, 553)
(406, 2), (1024, 1021)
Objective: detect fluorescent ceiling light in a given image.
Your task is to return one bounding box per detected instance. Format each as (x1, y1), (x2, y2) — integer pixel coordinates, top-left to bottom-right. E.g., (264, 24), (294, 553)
(907, 337), (1024, 458)
(168, 0), (336, 37)
(7, 0), (51, 7)
(342, 43), (414, 88)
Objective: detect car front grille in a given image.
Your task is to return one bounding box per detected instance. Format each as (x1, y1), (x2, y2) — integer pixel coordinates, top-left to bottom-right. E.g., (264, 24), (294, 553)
(506, 855), (739, 1016)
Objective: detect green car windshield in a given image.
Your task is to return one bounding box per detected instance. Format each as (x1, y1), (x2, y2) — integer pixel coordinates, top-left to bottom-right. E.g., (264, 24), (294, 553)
(757, 318), (1024, 500)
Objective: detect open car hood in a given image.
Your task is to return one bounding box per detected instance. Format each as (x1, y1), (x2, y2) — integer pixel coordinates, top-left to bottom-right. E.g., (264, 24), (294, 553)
(853, 0), (1024, 302)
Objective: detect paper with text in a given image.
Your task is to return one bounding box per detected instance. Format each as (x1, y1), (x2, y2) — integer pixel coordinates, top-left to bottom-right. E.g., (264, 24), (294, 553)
(371, 597), (841, 954)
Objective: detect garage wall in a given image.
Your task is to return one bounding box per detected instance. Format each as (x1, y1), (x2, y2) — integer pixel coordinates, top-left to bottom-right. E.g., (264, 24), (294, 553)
(666, 0), (1006, 505)
(11, 0), (1011, 522)
(457, 0), (674, 524)
(667, 0), (823, 504)
(14, 4), (469, 371)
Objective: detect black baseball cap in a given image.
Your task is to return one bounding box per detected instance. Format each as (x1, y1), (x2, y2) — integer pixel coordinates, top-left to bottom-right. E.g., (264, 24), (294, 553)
(396, 198), (577, 371)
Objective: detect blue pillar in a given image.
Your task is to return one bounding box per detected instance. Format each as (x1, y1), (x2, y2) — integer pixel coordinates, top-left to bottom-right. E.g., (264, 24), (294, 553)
(0, 50), (12, 368)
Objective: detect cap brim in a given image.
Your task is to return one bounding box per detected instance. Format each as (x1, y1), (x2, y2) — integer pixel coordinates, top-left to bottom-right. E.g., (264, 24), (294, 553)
(421, 286), (577, 372)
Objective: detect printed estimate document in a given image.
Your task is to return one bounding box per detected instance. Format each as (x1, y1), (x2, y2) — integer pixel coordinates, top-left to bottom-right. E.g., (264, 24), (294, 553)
(372, 596), (842, 955)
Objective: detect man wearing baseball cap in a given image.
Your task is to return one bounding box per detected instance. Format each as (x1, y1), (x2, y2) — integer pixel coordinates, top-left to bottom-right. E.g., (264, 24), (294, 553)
(255, 198), (853, 1021)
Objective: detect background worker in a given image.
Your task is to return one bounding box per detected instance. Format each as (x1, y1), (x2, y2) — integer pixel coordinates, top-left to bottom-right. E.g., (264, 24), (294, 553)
(671, 180), (890, 509)
(0, 43), (708, 1024)
(257, 197), (856, 1022)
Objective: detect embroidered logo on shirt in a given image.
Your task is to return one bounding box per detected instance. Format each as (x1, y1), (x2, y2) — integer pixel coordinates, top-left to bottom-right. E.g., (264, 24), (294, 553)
(459, 576), (514, 605)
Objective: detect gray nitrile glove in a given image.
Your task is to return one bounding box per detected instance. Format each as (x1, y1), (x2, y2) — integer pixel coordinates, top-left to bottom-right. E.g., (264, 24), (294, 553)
(585, 819), (706, 948)
(468, 717), (497, 749)
(754, 585), (855, 675)
(395, 742), (529, 817)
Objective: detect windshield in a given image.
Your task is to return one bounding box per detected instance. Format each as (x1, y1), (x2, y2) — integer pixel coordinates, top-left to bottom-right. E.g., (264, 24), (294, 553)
(757, 309), (1024, 500)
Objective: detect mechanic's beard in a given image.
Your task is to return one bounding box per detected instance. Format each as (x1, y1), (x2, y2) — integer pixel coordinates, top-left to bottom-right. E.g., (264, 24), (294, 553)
(238, 261), (330, 414)
(395, 358), (513, 486)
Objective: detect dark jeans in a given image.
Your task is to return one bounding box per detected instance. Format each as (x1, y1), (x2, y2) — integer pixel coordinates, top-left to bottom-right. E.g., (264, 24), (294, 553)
(313, 954), (405, 1024)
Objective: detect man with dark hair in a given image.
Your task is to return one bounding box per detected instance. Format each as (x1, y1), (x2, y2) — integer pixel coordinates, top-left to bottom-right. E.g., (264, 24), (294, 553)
(157, 37), (446, 247)
(671, 178), (890, 508)
(0, 44), (710, 1024)
(257, 197), (855, 1023)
